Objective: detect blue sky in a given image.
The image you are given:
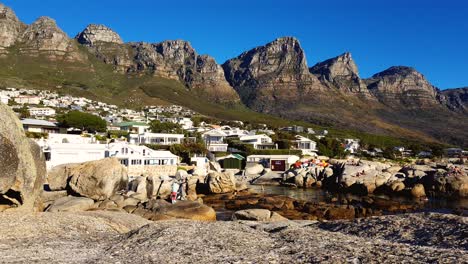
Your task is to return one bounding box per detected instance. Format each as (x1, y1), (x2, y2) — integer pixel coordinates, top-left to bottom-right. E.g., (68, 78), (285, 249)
(3, 0), (468, 89)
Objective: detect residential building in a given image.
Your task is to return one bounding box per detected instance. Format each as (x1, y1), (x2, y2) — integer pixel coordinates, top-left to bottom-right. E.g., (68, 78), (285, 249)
(129, 132), (185, 145)
(115, 122), (150, 134)
(21, 119), (59, 134)
(202, 129), (228, 152)
(239, 134), (277, 150)
(106, 142), (179, 176)
(13, 95), (41, 105)
(29, 107), (56, 117)
(246, 155), (300, 172)
(344, 139), (360, 154)
(446, 148), (463, 157)
(42, 142), (106, 170)
(175, 117), (193, 130)
(0, 94), (10, 104)
(292, 135), (317, 155)
(220, 126), (249, 137)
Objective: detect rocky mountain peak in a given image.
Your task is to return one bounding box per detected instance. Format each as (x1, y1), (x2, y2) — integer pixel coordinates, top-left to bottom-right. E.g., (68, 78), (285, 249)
(0, 3), (19, 21)
(19, 16), (84, 61)
(310, 52), (359, 80)
(75, 24), (123, 46)
(365, 66), (438, 107)
(0, 3), (25, 52)
(309, 52), (370, 95)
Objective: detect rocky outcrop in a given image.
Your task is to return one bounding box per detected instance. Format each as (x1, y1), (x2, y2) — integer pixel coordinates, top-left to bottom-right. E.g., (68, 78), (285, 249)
(18, 16), (85, 61)
(365, 66), (440, 107)
(46, 196), (95, 212)
(207, 171), (237, 194)
(223, 37), (325, 112)
(310, 52), (370, 96)
(439, 87), (468, 115)
(67, 158), (128, 200)
(134, 199), (216, 221)
(0, 3), (26, 54)
(0, 103), (45, 212)
(232, 209), (288, 222)
(75, 24), (123, 46)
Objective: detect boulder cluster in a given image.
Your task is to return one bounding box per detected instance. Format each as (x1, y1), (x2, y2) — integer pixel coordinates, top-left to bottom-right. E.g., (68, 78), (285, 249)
(283, 158), (468, 199)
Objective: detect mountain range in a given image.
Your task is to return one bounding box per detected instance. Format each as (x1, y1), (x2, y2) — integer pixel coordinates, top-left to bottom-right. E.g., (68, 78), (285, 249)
(0, 3), (467, 147)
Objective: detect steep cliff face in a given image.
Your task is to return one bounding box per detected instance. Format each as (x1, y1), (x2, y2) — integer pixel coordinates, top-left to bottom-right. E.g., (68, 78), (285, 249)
(75, 31), (240, 102)
(75, 24), (132, 72)
(223, 37), (324, 112)
(310, 52), (370, 96)
(365, 66), (439, 108)
(19, 17), (85, 61)
(0, 3), (26, 54)
(440, 87), (468, 115)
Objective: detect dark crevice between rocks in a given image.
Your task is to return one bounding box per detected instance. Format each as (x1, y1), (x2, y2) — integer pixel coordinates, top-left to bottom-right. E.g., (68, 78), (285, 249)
(0, 189), (23, 206)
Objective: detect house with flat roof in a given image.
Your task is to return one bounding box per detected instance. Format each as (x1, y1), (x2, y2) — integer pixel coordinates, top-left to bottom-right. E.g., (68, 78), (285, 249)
(115, 122), (150, 134)
(128, 132), (185, 145)
(239, 134), (277, 150)
(292, 135), (317, 155)
(21, 118), (59, 134)
(29, 107), (56, 117)
(246, 154), (300, 172)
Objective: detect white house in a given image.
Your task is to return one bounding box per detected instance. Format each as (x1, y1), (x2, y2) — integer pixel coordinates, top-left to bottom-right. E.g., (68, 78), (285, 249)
(0, 94), (10, 104)
(42, 142), (106, 170)
(292, 135), (317, 155)
(220, 126), (249, 137)
(175, 117), (193, 130)
(106, 142), (179, 176)
(202, 129), (228, 152)
(344, 139), (360, 154)
(239, 134), (276, 150)
(29, 107), (56, 117)
(115, 122), (150, 134)
(13, 95), (41, 105)
(128, 132), (185, 145)
(246, 155), (300, 172)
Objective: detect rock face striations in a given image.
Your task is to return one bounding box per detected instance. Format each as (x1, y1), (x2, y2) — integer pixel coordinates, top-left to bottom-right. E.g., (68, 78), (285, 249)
(0, 3), (25, 55)
(439, 87), (468, 115)
(75, 27), (240, 102)
(365, 66), (439, 108)
(310, 52), (370, 96)
(17, 16), (85, 61)
(223, 37), (324, 112)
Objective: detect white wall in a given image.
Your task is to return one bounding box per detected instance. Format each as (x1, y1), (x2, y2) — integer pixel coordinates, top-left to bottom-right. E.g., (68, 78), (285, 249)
(46, 143), (106, 170)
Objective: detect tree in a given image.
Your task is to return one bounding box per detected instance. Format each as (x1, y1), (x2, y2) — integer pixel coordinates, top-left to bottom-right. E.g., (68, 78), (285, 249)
(168, 142), (207, 163)
(317, 137), (346, 158)
(17, 105), (30, 119)
(149, 120), (183, 133)
(57, 111), (107, 133)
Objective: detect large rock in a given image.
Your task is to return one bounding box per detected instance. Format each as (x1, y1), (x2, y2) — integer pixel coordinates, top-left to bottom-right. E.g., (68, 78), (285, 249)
(135, 200), (216, 221)
(232, 209), (288, 222)
(46, 196), (94, 212)
(146, 175), (173, 199)
(68, 158), (128, 201)
(411, 184), (426, 198)
(0, 103), (46, 211)
(245, 163), (264, 175)
(47, 163), (80, 191)
(207, 171), (237, 194)
(75, 24), (123, 46)
(128, 176), (147, 201)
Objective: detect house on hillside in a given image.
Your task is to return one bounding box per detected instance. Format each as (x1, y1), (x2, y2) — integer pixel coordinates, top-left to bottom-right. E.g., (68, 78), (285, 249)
(292, 135), (317, 155)
(246, 155), (300, 172)
(202, 129), (228, 152)
(29, 107), (56, 117)
(21, 119), (59, 134)
(344, 139), (360, 154)
(115, 122), (150, 134)
(239, 134), (277, 150)
(106, 142), (179, 176)
(128, 132), (185, 145)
